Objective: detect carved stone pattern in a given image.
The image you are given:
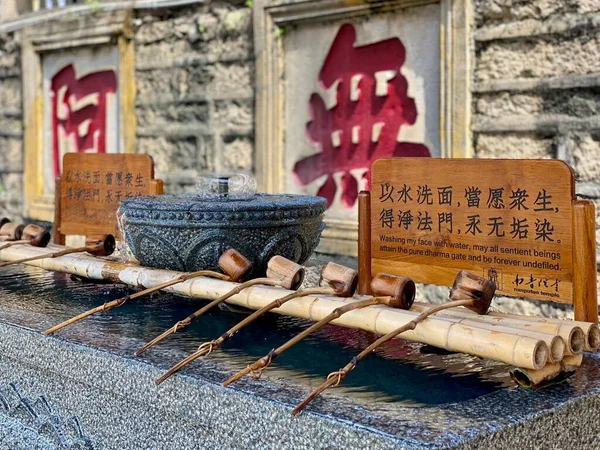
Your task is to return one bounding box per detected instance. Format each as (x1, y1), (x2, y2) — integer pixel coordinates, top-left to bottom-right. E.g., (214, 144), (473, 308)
(123, 206), (325, 223)
(0, 382), (94, 449)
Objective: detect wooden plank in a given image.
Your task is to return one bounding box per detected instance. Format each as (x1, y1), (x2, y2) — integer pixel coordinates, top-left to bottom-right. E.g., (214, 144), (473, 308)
(59, 153), (159, 237)
(52, 177), (65, 245)
(358, 190), (372, 295)
(371, 158), (576, 304)
(572, 200), (598, 323)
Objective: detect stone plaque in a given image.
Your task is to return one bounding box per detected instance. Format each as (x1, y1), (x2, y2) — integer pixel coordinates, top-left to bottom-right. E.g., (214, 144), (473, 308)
(42, 46), (120, 196)
(370, 158), (575, 303)
(256, 0), (471, 256)
(59, 153), (158, 237)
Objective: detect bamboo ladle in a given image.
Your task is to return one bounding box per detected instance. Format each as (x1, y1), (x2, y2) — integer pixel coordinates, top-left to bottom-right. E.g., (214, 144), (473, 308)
(292, 270), (496, 416)
(134, 255), (305, 356)
(0, 234), (116, 268)
(0, 221), (25, 243)
(155, 261), (359, 385)
(223, 273), (415, 387)
(44, 248), (251, 335)
(0, 224), (51, 250)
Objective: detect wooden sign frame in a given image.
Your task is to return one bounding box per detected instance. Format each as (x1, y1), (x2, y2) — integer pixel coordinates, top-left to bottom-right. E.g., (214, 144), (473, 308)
(358, 158), (598, 324)
(52, 153), (163, 244)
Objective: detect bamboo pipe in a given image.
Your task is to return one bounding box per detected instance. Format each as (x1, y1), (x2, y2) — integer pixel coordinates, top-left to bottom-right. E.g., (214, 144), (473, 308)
(487, 311), (600, 352)
(222, 274), (415, 387)
(155, 263), (358, 385)
(410, 305), (565, 363)
(410, 303), (585, 356)
(511, 354), (584, 388)
(0, 224), (51, 250)
(133, 256), (304, 356)
(292, 271), (545, 416)
(0, 246), (557, 370)
(0, 234), (116, 268)
(44, 249), (251, 335)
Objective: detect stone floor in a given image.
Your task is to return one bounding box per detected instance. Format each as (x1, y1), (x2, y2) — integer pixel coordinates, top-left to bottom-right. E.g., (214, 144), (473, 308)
(2, 319), (600, 449)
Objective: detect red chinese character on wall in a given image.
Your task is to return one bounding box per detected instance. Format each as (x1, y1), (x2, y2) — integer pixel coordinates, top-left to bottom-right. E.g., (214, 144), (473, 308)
(50, 64), (117, 178)
(293, 24), (431, 209)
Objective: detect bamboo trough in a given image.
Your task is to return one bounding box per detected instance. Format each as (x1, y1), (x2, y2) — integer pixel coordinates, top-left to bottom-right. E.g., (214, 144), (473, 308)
(0, 242), (597, 398)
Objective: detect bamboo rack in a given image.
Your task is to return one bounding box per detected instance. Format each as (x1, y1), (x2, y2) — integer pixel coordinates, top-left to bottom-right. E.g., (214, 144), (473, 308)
(0, 244), (595, 372)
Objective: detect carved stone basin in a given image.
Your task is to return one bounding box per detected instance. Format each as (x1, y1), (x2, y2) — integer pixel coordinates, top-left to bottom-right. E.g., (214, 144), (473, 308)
(119, 193), (326, 278)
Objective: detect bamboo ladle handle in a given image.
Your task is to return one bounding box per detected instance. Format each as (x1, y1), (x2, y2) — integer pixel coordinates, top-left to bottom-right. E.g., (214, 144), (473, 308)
(223, 274), (416, 387)
(292, 271), (496, 415)
(223, 297), (383, 387)
(0, 234), (115, 268)
(44, 249), (252, 335)
(155, 286), (340, 385)
(134, 256), (304, 356)
(43, 270), (232, 335)
(292, 298), (476, 415)
(155, 263), (358, 386)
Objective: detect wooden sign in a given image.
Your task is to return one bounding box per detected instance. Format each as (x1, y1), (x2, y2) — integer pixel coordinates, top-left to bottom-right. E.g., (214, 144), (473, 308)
(368, 159), (581, 305)
(55, 153), (162, 239)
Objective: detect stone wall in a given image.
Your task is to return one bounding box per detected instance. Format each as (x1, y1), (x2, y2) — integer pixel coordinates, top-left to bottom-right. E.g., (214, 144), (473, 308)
(133, 2), (254, 194)
(0, 31), (22, 222)
(0, 0), (598, 259)
(472, 0), (600, 252)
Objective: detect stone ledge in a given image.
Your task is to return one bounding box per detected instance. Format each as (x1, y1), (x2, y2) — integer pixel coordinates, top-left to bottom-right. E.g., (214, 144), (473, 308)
(475, 12), (600, 42)
(135, 89), (254, 106)
(473, 114), (600, 133)
(474, 73), (600, 94)
(0, 321), (406, 449)
(135, 50), (253, 72)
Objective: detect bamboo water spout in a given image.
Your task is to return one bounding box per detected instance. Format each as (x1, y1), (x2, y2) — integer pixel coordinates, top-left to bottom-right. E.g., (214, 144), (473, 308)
(0, 234), (116, 268)
(292, 271), (506, 415)
(0, 225), (51, 250)
(410, 303), (586, 356)
(511, 354), (584, 389)
(155, 262), (358, 386)
(44, 249), (250, 335)
(487, 311), (600, 352)
(222, 274), (415, 387)
(134, 256), (304, 356)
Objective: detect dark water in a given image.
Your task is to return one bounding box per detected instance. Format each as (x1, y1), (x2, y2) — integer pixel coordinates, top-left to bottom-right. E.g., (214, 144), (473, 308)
(0, 265), (514, 406)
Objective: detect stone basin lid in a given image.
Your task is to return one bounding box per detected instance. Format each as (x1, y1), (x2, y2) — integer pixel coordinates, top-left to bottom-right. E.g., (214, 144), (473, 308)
(120, 193), (327, 228)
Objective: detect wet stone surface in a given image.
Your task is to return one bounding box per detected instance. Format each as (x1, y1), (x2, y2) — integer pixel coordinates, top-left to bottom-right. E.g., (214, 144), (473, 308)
(0, 266), (600, 449)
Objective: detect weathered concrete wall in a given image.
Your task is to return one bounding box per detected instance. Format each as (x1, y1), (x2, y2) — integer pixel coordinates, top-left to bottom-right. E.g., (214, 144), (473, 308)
(0, 0), (598, 266)
(0, 32), (23, 222)
(133, 2), (254, 193)
(472, 0), (600, 251)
